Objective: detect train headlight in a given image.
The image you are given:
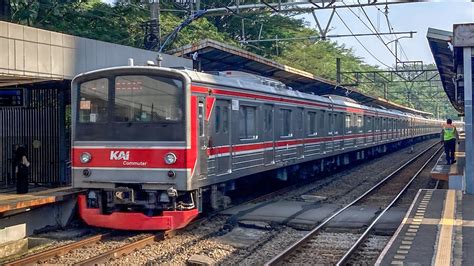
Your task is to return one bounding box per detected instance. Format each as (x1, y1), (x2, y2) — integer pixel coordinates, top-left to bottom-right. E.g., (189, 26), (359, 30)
(164, 153), (177, 165)
(80, 152), (92, 164)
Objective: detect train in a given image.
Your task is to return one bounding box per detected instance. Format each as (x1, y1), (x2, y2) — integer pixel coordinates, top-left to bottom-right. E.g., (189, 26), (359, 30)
(71, 66), (441, 230)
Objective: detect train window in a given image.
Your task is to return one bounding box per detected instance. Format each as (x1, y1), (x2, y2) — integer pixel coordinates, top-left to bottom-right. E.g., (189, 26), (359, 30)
(264, 108), (272, 132)
(222, 106), (229, 133)
(281, 109), (292, 137)
(308, 111), (317, 136)
(239, 105), (257, 140)
(367, 117), (372, 132)
(345, 115), (351, 131)
(357, 116), (363, 132)
(114, 76), (183, 123)
(215, 106), (221, 133)
(198, 102), (205, 137)
(79, 78), (108, 123)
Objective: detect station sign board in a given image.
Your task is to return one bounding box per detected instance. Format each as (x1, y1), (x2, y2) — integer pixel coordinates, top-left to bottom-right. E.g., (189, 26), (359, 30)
(0, 88), (25, 107)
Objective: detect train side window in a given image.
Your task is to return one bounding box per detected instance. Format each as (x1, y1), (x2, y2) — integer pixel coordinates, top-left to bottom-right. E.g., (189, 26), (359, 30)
(319, 111), (325, 134)
(281, 109), (292, 137)
(239, 105), (257, 140)
(215, 106), (221, 133)
(357, 116), (363, 133)
(345, 115), (352, 133)
(367, 117), (372, 133)
(222, 106), (229, 133)
(308, 111), (317, 136)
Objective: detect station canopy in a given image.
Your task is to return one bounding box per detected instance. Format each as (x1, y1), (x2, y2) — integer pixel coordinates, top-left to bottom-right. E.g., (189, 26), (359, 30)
(171, 39), (432, 116)
(427, 28), (463, 113)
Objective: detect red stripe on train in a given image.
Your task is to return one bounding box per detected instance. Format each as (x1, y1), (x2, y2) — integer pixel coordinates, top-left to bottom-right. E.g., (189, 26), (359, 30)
(72, 148), (188, 169)
(190, 85), (400, 116)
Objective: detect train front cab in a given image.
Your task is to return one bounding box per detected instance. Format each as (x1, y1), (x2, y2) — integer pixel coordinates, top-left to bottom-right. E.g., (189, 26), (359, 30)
(71, 67), (199, 230)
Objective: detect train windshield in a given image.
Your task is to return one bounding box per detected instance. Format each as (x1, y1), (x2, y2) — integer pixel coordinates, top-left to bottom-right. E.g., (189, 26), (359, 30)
(76, 75), (185, 141)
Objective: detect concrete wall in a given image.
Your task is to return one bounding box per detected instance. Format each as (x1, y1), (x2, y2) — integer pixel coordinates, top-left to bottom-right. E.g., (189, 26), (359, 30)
(0, 21), (191, 81)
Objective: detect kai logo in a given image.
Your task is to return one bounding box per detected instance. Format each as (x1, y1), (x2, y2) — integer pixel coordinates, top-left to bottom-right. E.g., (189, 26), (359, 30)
(110, 151), (130, 161)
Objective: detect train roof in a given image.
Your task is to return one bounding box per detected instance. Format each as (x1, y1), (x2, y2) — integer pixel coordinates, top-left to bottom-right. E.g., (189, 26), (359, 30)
(184, 69), (418, 119)
(73, 65), (436, 121)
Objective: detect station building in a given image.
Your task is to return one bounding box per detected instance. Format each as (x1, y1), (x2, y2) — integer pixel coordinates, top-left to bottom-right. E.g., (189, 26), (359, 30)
(427, 24), (473, 193)
(0, 21), (191, 188)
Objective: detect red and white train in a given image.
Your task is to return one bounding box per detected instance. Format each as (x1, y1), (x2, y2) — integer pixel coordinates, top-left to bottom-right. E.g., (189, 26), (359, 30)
(72, 66), (441, 230)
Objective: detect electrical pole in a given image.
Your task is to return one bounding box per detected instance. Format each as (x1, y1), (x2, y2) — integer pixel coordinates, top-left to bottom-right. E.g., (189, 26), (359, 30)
(151, 0), (161, 42)
(142, 0), (161, 50)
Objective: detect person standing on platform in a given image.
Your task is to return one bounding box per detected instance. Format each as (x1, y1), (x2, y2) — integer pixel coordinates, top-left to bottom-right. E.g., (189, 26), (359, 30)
(14, 146), (30, 194)
(440, 119), (459, 165)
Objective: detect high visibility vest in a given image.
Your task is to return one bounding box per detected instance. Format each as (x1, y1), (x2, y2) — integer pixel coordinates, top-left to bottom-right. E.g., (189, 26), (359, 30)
(443, 125), (456, 141)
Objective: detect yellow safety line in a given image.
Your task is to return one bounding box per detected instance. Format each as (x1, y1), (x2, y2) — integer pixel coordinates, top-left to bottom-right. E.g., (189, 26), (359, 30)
(434, 190), (456, 266)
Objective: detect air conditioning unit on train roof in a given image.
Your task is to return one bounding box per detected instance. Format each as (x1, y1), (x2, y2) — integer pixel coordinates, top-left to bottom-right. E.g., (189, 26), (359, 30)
(323, 94), (359, 104)
(210, 70), (288, 90)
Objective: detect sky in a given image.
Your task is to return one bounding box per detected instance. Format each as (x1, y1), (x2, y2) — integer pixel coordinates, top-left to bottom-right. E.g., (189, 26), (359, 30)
(102, 0), (473, 68)
(298, 1), (474, 67)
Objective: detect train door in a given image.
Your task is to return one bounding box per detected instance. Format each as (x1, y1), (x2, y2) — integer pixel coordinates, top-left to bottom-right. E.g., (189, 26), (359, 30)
(327, 112), (334, 152)
(214, 100), (232, 175)
(263, 104), (275, 165)
(296, 107), (305, 158)
(198, 98), (208, 178)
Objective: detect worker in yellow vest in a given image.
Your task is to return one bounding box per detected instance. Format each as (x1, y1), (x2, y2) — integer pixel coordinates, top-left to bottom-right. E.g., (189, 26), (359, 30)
(440, 119), (459, 165)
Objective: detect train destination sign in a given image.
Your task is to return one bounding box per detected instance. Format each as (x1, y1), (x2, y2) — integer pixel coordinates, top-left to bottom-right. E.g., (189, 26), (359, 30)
(0, 89), (25, 107)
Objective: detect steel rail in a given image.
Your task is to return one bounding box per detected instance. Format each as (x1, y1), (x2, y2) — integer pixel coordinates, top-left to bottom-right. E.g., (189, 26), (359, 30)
(265, 142), (440, 265)
(75, 233), (167, 266)
(336, 145), (442, 265)
(5, 233), (111, 266)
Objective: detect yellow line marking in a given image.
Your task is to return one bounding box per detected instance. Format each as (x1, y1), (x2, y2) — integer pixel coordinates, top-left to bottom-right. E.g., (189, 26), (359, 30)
(434, 190), (456, 266)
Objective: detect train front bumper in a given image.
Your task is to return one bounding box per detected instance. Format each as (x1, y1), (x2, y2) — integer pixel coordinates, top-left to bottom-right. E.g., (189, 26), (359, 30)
(77, 195), (198, 230)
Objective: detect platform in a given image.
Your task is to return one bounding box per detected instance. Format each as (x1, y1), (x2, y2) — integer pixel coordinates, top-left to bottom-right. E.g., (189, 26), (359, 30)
(0, 187), (80, 216)
(377, 189), (473, 265)
(431, 134), (465, 183)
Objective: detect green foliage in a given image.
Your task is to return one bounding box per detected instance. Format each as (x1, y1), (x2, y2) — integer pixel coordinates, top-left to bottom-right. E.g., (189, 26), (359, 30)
(7, 0), (455, 116)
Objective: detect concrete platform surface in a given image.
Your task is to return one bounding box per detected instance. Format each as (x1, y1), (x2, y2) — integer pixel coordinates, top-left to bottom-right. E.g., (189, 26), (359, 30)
(377, 189), (474, 265)
(0, 187), (80, 214)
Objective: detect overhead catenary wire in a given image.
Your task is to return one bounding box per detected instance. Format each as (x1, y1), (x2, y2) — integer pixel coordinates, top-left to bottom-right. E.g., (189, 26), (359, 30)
(341, 1), (402, 64)
(334, 10), (392, 69)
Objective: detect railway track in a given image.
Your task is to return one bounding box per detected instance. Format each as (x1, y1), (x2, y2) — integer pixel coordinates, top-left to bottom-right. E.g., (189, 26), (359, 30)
(266, 142), (442, 265)
(4, 175), (305, 265)
(5, 141), (440, 265)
